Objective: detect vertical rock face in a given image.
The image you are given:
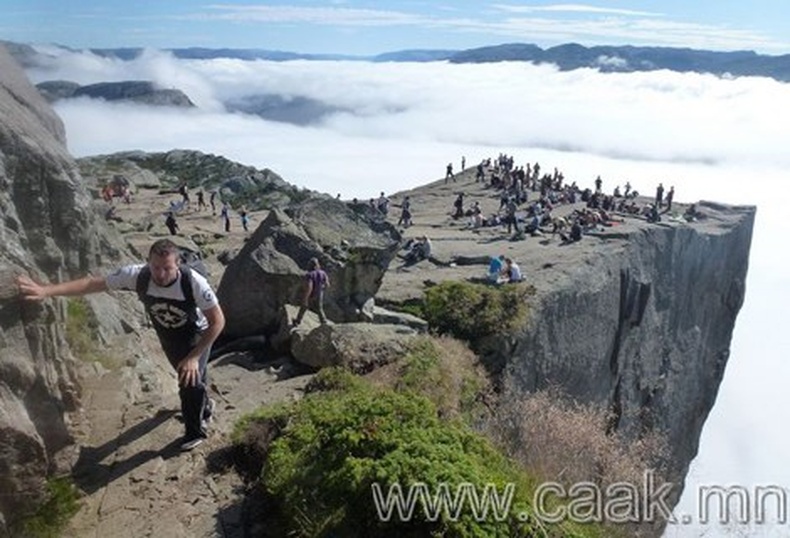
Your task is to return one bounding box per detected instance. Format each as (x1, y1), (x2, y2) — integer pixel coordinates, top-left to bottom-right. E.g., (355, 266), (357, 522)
(487, 203), (755, 486)
(0, 45), (113, 531)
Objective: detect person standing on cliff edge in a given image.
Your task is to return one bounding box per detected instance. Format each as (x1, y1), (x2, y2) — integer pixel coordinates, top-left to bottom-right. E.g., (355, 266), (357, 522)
(16, 238), (225, 451)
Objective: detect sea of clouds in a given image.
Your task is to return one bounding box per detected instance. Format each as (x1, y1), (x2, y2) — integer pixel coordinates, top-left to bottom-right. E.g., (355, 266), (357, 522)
(25, 46), (790, 536)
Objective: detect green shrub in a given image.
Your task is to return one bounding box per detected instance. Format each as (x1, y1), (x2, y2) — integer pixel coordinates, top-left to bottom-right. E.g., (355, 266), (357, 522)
(390, 300), (425, 319)
(395, 337), (485, 421)
(422, 281), (533, 342)
(237, 378), (601, 538)
(305, 366), (368, 394)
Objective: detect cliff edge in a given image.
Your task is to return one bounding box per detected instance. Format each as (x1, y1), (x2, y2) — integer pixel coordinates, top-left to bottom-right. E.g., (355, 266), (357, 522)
(378, 177), (755, 491)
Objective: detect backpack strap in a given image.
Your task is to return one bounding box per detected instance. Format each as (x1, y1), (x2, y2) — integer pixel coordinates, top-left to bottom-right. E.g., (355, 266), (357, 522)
(135, 264), (196, 306)
(178, 265), (196, 306)
(136, 265), (152, 302)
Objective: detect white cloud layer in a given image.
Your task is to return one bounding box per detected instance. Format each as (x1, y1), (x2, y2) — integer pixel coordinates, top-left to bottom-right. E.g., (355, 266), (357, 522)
(27, 50), (790, 535)
(492, 3), (663, 18)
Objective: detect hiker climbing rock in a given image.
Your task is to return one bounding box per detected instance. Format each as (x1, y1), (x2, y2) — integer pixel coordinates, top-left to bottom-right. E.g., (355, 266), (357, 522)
(17, 239), (225, 452)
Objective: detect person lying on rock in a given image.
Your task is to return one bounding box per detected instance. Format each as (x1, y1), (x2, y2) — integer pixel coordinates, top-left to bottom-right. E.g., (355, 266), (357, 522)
(17, 238), (225, 452)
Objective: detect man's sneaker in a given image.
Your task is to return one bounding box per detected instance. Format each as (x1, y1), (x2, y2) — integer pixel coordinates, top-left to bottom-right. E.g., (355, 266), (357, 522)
(203, 398), (216, 423)
(180, 435), (206, 451)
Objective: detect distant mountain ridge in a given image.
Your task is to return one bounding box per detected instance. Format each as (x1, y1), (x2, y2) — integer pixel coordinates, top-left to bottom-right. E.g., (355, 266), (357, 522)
(79, 42), (790, 81)
(448, 42), (790, 80)
(5, 38), (790, 82)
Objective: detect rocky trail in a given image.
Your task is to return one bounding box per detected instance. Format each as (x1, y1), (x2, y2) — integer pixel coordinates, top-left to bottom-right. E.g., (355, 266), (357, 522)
(63, 338), (311, 538)
(61, 185), (313, 538)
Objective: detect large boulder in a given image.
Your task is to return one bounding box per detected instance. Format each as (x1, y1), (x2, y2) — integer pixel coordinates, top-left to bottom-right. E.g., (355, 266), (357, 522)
(217, 199), (400, 337)
(290, 322), (419, 371)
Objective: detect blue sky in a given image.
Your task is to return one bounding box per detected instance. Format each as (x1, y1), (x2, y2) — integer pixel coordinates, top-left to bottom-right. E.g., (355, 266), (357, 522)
(2, 1), (790, 55)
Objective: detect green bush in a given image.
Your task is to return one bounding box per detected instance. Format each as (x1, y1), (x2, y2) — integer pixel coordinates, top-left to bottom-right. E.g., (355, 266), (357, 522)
(422, 281), (533, 342)
(395, 337), (485, 421)
(389, 300), (425, 319)
(237, 378), (601, 538)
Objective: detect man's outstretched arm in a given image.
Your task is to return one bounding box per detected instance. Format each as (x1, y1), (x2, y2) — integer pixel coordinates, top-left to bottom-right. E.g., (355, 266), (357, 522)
(17, 274), (108, 301)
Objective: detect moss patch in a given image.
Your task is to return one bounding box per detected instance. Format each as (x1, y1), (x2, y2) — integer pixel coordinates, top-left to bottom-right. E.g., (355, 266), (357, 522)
(65, 298), (118, 369)
(10, 477), (81, 538)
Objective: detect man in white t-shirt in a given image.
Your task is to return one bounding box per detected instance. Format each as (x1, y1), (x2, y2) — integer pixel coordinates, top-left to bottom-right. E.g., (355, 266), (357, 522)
(17, 239), (225, 451)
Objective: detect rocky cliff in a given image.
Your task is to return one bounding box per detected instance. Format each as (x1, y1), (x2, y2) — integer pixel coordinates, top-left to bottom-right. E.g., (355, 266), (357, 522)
(483, 205), (753, 485)
(0, 45), (134, 535)
(377, 191), (754, 492)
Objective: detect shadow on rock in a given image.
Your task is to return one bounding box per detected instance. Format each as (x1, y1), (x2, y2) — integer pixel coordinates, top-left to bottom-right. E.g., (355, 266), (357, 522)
(208, 441), (284, 538)
(72, 409), (180, 494)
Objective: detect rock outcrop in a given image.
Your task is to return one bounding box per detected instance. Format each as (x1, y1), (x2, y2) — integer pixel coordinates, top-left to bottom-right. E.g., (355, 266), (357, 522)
(34, 80), (81, 102)
(77, 149), (301, 210)
(290, 322), (419, 371)
(217, 201), (401, 337)
(36, 80), (195, 108)
(0, 45), (134, 533)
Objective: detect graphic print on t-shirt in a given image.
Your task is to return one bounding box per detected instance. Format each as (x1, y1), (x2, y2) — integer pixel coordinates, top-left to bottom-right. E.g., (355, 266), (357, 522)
(149, 301), (190, 329)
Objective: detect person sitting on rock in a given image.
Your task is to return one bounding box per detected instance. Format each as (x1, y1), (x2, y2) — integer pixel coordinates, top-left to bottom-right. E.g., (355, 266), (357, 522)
(684, 204), (704, 222)
(502, 257), (523, 283)
(560, 219), (583, 244)
(405, 236), (432, 263)
(524, 213), (541, 235)
(487, 255), (505, 282)
(551, 216), (569, 235)
(646, 204), (661, 223)
(104, 205), (122, 223)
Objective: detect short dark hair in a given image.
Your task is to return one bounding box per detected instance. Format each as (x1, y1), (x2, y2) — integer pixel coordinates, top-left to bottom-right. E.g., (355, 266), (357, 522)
(149, 239), (180, 260)
(308, 257), (320, 270)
